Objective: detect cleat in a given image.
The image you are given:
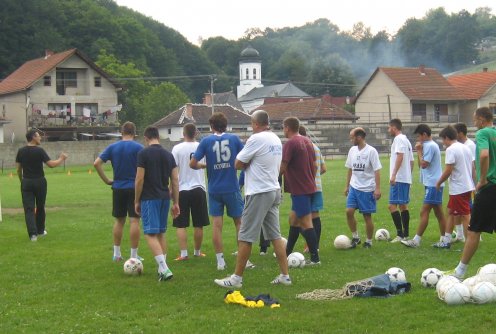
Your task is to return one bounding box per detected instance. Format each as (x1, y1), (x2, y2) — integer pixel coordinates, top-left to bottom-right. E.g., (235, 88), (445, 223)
(113, 255), (123, 262)
(305, 259), (321, 266)
(158, 269), (173, 281)
(432, 241), (450, 249)
(217, 263), (227, 271)
(38, 230), (48, 237)
(350, 237), (361, 248)
(245, 260), (256, 269)
(401, 239), (419, 248)
(442, 269), (464, 280)
(259, 251), (267, 256)
(30, 235), (38, 242)
(363, 241), (372, 248)
(214, 275), (242, 289)
(194, 252), (206, 257)
(231, 251), (238, 256)
(270, 274), (292, 285)
(390, 236), (404, 243)
(174, 255), (189, 261)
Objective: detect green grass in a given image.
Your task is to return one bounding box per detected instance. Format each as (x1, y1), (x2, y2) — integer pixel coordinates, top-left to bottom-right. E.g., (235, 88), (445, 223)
(1, 159), (496, 333)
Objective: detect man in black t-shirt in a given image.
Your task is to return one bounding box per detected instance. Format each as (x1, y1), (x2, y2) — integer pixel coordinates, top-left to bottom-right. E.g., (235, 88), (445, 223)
(15, 129), (68, 241)
(134, 126), (180, 281)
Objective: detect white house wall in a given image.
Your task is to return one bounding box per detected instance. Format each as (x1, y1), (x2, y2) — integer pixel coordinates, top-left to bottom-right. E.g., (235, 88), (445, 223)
(0, 92), (27, 142)
(480, 85), (496, 111)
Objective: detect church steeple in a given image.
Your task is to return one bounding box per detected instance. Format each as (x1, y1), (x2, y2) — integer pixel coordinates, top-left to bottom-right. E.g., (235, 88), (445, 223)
(237, 45), (263, 98)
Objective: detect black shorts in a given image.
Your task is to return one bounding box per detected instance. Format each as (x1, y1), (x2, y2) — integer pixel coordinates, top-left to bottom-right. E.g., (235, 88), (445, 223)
(468, 183), (496, 233)
(112, 188), (139, 218)
(173, 187), (209, 228)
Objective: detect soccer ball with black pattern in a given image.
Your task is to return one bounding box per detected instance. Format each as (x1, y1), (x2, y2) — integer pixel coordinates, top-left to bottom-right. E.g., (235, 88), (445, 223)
(420, 268), (443, 288)
(123, 258), (143, 276)
(385, 267), (406, 282)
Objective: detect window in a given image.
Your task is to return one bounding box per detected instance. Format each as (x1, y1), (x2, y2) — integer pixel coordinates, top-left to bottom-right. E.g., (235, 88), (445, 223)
(75, 103), (98, 117)
(56, 71), (77, 95)
(94, 76), (101, 87)
(245, 68), (249, 80)
(43, 76), (51, 86)
(253, 68), (257, 79)
(168, 128), (172, 134)
(434, 104), (448, 121)
(412, 103), (426, 121)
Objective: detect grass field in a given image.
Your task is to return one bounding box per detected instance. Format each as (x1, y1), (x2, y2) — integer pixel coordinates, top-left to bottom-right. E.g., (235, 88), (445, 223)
(1, 159), (496, 333)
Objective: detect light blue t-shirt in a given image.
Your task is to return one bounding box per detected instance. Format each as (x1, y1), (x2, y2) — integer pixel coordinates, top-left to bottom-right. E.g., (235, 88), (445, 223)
(420, 140), (442, 187)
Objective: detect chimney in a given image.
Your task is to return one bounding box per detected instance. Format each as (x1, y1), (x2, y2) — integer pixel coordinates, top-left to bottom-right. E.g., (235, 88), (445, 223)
(419, 64), (426, 75)
(44, 49), (54, 59)
(204, 93), (213, 106)
(185, 103), (194, 120)
(483, 67), (488, 73)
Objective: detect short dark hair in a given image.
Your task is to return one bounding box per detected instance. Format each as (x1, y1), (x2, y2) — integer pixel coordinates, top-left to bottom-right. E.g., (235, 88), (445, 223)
(298, 125), (307, 136)
(121, 121), (136, 136)
(389, 118), (402, 130)
(143, 126), (159, 140)
(183, 123), (196, 139)
(26, 129), (38, 142)
(454, 123), (468, 135)
(283, 117), (300, 133)
(209, 112), (227, 132)
(413, 124), (431, 136)
(439, 125), (457, 140)
(475, 107), (493, 122)
(354, 128), (366, 138)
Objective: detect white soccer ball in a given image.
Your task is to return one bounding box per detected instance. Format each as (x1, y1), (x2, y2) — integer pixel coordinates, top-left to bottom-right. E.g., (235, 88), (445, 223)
(375, 228), (390, 241)
(123, 258), (143, 276)
(471, 281), (496, 304)
(477, 264), (496, 285)
(462, 275), (480, 292)
(443, 283), (471, 305)
(287, 252), (305, 268)
(385, 267), (406, 283)
(436, 276), (461, 299)
(334, 235), (352, 249)
(421, 268), (443, 288)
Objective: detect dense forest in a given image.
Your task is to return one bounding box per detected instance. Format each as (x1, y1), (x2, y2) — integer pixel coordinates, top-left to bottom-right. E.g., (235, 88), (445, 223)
(1, 0), (496, 127)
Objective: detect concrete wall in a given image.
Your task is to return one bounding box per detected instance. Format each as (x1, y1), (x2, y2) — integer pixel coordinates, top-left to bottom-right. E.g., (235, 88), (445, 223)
(0, 92), (27, 143)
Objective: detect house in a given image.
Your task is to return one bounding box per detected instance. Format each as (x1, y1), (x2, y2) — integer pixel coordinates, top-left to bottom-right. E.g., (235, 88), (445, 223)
(0, 49), (121, 142)
(354, 66), (465, 123)
(447, 68), (496, 122)
(203, 92), (244, 111)
(236, 46), (311, 113)
(153, 103), (251, 141)
(253, 96), (357, 126)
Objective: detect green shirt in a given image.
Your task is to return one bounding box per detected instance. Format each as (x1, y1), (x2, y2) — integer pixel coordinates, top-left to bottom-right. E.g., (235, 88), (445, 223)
(475, 126), (496, 184)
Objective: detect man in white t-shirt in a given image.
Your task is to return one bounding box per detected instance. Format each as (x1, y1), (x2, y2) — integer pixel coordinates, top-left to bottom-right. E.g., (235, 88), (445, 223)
(344, 128), (382, 248)
(435, 125), (475, 247)
(388, 119), (414, 242)
(171, 124), (209, 261)
(215, 110), (290, 289)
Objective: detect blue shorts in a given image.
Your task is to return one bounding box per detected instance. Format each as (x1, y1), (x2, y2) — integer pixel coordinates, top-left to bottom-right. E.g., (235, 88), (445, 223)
(291, 194), (312, 218)
(311, 192), (323, 212)
(141, 199), (170, 234)
(208, 191), (244, 218)
(346, 186), (376, 214)
(389, 182), (411, 205)
(424, 186), (443, 205)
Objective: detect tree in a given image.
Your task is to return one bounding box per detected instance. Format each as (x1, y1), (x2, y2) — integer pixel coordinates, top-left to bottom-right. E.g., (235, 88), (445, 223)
(305, 54), (357, 97)
(140, 83), (189, 128)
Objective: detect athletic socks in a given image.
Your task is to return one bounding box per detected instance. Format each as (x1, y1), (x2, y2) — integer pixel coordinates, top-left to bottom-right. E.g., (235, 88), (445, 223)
(352, 231), (359, 239)
(130, 248), (138, 259)
(455, 261), (468, 278)
(301, 228), (320, 263)
(413, 235), (421, 244)
(401, 210), (410, 238)
(455, 224), (464, 238)
(194, 249), (202, 256)
(155, 254), (168, 273)
(216, 253), (226, 267)
(443, 233), (451, 245)
(113, 245), (121, 258)
(391, 211), (403, 238)
(180, 249), (188, 258)
(312, 217), (322, 249)
(286, 226), (300, 256)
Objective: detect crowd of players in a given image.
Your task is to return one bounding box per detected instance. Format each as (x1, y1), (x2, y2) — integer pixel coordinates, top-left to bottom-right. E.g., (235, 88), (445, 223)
(15, 106), (496, 285)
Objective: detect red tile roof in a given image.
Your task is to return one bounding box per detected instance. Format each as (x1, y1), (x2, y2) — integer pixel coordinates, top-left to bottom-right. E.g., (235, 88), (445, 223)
(447, 71), (496, 100)
(0, 49), (119, 96)
(358, 67), (464, 101)
(253, 98), (357, 122)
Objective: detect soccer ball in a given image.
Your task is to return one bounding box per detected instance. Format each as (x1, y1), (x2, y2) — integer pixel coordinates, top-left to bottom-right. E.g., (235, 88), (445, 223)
(334, 235), (352, 249)
(436, 276), (461, 300)
(471, 281), (496, 304)
(375, 228), (390, 241)
(462, 275), (480, 292)
(477, 263), (496, 285)
(287, 252), (305, 268)
(385, 267), (406, 283)
(123, 258), (143, 276)
(443, 283), (470, 305)
(420, 268), (443, 288)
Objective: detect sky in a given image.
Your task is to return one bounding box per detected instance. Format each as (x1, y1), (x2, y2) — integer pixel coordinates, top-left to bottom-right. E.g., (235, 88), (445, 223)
(114, 0), (494, 45)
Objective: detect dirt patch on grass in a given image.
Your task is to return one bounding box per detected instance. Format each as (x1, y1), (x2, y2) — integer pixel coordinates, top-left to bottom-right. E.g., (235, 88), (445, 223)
(2, 207), (65, 214)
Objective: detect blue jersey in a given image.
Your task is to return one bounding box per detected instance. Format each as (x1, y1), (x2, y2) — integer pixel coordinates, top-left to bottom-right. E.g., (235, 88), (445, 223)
(194, 133), (243, 194)
(99, 140), (143, 189)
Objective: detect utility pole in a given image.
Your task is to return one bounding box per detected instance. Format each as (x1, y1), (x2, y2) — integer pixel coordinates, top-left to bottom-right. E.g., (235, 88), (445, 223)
(210, 75), (216, 115)
(387, 94), (392, 120)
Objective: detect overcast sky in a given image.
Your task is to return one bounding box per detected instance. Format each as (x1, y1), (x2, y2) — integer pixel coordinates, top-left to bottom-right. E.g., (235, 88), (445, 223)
(115, 0), (494, 45)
